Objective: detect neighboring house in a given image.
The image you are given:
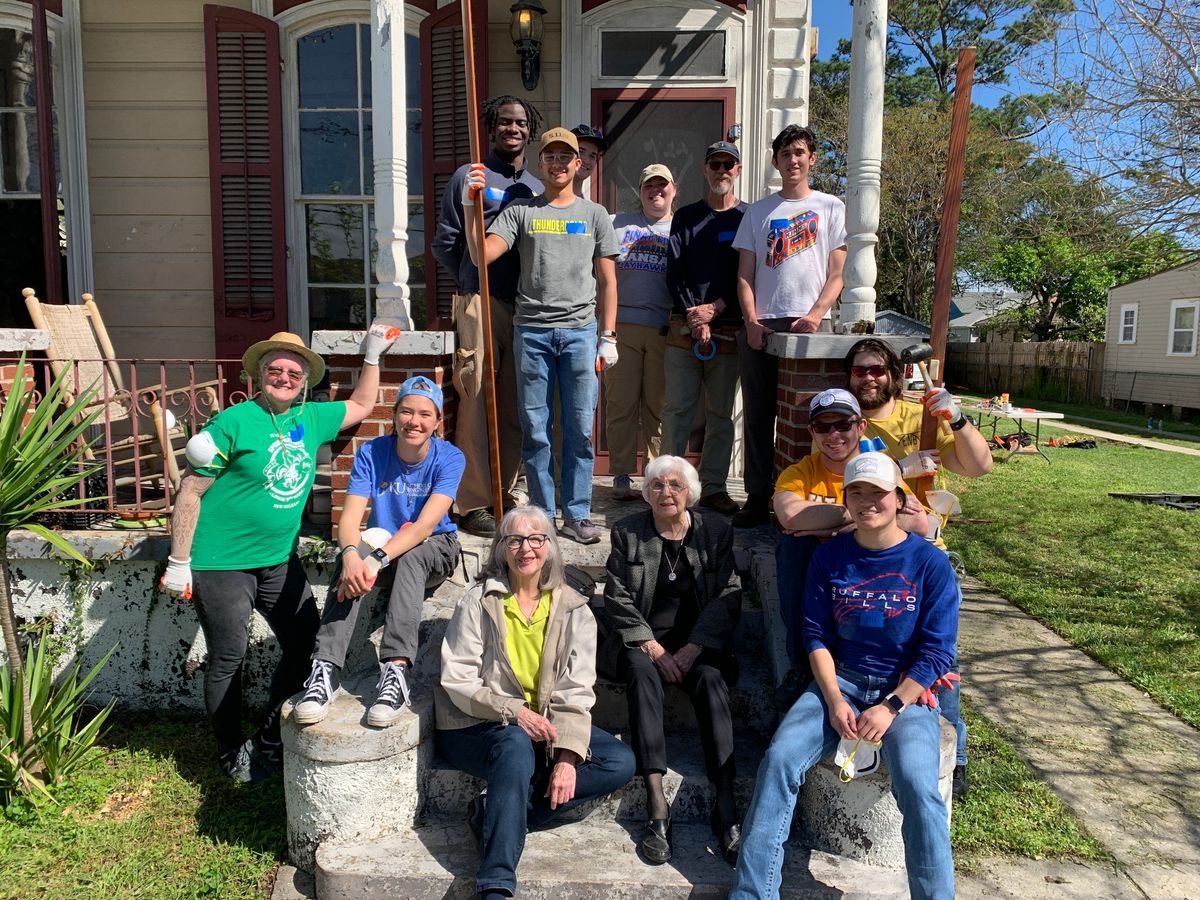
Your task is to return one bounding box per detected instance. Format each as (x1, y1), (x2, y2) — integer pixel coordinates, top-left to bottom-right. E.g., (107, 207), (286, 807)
(947, 289), (1024, 342)
(1, 0), (818, 361)
(1103, 260), (1200, 414)
(874, 309), (929, 338)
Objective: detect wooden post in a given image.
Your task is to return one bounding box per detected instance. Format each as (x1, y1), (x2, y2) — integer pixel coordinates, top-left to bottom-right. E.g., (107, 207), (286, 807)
(459, 0), (505, 519)
(920, 47), (975, 451)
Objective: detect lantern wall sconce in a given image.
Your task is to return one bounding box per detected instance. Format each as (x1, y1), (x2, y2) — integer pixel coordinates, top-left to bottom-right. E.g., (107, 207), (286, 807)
(509, 0), (547, 91)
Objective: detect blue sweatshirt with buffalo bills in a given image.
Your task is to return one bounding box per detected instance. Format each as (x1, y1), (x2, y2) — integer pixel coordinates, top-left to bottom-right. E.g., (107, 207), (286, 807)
(801, 531), (958, 689)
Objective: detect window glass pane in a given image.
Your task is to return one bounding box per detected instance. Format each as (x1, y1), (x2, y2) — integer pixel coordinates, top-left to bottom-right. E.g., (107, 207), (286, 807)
(300, 111), (361, 194)
(367, 203), (377, 272)
(601, 31), (726, 77)
(1, 110), (38, 192)
(362, 115), (373, 195)
(298, 25), (358, 108)
(600, 99), (724, 213)
(309, 286), (366, 331)
(1173, 305), (1195, 332)
(406, 33), (420, 107)
(306, 203), (365, 283)
(359, 24), (371, 107)
(0, 29), (35, 108)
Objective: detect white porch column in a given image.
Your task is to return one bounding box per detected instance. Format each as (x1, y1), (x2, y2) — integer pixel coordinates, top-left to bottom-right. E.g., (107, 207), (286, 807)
(370, 0), (413, 329)
(839, 0), (887, 332)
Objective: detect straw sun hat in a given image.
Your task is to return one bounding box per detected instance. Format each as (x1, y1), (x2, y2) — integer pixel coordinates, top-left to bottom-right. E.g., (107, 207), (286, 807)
(241, 332), (325, 388)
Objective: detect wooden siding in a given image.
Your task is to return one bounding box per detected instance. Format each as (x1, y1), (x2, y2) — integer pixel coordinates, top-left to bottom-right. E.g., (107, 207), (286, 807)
(82, 0), (254, 360)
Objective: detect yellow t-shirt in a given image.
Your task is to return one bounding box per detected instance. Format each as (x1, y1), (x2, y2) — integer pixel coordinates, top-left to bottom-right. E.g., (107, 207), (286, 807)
(775, 453), (845, 504)
(503, 590), (551, 709)
(863, 399), (956, 502)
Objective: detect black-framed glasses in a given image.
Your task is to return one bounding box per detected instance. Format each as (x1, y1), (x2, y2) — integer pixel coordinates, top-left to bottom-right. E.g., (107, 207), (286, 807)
(706, 159), (736, 171)
(850, 364), (888, 379)
(504, 533), (549, 551)
(810, 418), (860, 435)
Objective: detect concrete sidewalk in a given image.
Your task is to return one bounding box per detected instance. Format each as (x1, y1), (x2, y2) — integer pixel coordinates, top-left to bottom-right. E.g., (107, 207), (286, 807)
(1050, 422), (1200, 457)
(957, 577), (1200, 899)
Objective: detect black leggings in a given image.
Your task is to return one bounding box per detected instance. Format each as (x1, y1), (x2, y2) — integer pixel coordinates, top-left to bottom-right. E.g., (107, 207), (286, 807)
(192, 555), (320, 753)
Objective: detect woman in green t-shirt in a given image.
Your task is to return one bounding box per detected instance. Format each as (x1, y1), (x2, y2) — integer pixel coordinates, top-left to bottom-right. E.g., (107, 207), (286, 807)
(159, 325), (398, 783)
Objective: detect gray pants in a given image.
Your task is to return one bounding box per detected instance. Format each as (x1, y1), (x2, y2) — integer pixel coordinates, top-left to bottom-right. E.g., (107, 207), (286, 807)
(312, 532), (459, 668)
(660, 343), (740, 498)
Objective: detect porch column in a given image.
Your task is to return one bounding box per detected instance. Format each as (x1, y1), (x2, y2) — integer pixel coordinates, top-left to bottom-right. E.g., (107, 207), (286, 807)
(370, 0), (413, 329)
(839, 0), (887, 332)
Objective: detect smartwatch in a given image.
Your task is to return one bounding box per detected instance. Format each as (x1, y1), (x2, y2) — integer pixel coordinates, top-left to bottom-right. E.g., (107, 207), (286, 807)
(370, 547), (390, 569)
(949, 415), (969, 431)
(883, 693), (904, 715)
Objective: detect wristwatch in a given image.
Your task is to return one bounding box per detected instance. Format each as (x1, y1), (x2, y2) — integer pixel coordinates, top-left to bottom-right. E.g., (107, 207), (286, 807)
(370, 547), (390, 569)
(949, 415), (969, 431)
(883, 693), (905, 715)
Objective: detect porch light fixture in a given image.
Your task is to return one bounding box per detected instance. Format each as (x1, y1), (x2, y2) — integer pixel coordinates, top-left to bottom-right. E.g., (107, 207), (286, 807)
(509, 0), (546, 91)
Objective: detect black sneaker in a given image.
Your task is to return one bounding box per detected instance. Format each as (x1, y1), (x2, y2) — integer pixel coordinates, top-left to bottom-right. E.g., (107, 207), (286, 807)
(731, 494), (771, 528)
(293, 659), (337, 725)
(218, 741), (276, 784)
(250, 731), (284, 771)
(367, 661), (412, 727)
(952, 763), (969, 799)
(459, 508), (496, 537)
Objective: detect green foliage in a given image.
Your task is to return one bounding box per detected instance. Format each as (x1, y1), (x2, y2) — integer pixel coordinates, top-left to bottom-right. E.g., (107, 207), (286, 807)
(0, 626), (115, 812)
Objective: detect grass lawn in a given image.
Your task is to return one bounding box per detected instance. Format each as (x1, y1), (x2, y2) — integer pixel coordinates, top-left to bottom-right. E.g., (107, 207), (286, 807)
(957, 394), (1200, 443)
(944, 437), (1200, 728)
(0, 714), (284, 899)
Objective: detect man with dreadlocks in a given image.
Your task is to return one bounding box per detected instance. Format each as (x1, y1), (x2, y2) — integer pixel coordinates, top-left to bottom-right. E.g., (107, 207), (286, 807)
(433, 95), (544, 538)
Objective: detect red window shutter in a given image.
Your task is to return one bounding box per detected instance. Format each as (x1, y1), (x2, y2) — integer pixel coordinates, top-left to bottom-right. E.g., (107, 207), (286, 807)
(421, 0), (488, 331)
(204, 4), (287, 359)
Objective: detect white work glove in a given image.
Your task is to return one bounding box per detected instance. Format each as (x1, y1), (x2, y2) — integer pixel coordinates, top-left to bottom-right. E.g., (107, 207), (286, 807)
(461, 163), (486, 207)
(922, 387), (963, 424)
(160, 556), (193, 600)
(598, 337), (619, 371)
(361, 320), (402, 365)
(898, 449), (940, 480)
(185, 431), (221, 469)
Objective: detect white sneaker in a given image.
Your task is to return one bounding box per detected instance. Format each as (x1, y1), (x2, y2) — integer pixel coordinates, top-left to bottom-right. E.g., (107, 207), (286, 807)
(293, 659), (337, 725)
(367, 661), (412, 728)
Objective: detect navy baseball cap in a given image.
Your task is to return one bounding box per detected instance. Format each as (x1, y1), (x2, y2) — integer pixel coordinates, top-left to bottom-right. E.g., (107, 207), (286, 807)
(705, 140), (741, 162)
(396, 375), (444, 414)
(571, 124), (607, 151)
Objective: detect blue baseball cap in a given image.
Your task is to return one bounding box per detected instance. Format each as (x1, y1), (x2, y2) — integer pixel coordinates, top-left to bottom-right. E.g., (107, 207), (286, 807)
(396, 375), (443, 414)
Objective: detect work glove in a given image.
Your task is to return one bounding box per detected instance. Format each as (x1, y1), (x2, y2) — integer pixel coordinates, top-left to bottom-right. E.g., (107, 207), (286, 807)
(461, 163), (486, 207)
(923, 387), (963, 424)
(362, 320), (402, 365)
(917, 672), (961, 709)
(898, 449), (940, 479)
(598, 337), (619, 371)
(160, 556), (193, 600)
(185, 431), (222, 469)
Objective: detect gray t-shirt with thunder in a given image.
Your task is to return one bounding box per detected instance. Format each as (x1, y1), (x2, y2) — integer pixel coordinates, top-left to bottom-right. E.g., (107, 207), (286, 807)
(489, 196), (620, 328)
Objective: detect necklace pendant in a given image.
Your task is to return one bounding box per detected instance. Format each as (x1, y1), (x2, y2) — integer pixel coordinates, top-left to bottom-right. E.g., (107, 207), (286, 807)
(668, 572), (677, 582)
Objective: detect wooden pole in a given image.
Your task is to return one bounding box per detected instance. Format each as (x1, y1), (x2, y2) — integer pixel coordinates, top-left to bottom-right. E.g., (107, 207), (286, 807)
(921, 46), (975, 451)
(459, 0), (505, 519)
(32, 0), (61, 303)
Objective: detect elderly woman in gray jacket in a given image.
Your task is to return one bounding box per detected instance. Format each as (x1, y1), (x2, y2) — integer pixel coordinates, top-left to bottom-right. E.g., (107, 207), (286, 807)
(601, 455), (742, 867)
(436, 506), (635, 900)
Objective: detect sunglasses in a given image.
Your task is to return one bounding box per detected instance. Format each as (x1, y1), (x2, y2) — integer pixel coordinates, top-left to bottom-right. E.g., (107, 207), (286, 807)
(810, 418), (860, 435)
(504, 533), (549, 551)
(706, 159), (737, 171)
(266, 366), (305, 383)
(850, 365), (889, 379)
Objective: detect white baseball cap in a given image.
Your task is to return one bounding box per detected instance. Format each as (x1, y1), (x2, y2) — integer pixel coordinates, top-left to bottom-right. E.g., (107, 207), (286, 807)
(842, 451), (910, 496)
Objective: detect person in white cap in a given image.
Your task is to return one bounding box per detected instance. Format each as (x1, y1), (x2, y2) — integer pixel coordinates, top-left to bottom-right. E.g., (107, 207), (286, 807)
(463, 126), (621, 545)
(160, 324), (399, 782)
(732, 452), (958, 900)
(605, 162), (676, 501)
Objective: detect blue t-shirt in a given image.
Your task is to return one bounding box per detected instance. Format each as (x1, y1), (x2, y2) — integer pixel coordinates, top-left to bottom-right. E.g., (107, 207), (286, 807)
(802, 532), (958, 689)
(346, 435), (465, 536)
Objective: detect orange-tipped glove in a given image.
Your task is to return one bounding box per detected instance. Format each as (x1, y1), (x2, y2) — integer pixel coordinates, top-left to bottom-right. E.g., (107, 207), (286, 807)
(899, 449), (940, 479)
(160, 556), (192, 601)
(362, 320), (402, 365)
(917, 671), (961, 709)
(462, 162), (486, 207)
(923, 387), (963, 425)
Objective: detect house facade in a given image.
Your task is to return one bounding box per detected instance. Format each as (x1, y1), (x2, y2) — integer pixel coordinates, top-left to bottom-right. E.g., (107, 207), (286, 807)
(3, 0), (820, 361)
(1104, 260), (1200, 415)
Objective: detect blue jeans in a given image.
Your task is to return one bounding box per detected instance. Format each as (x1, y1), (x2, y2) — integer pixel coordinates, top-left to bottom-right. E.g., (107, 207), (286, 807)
(514, 324), (599, 522)
(730, 669), (954, 900)
(775, 534), (820, 668)
(436, 722), (636, 895)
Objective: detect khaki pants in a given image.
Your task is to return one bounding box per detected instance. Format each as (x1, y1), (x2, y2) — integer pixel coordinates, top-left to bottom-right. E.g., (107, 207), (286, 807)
(603, 322), (666, 478)
(452, 293), (522, 514)
(660, 343), (740, 498)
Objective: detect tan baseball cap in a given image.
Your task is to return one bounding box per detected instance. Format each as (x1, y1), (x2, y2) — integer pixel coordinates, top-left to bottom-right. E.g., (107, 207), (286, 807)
(843, 451), (911, 496)
(640, 163), (675, 185)
(540, 126), (580, 154)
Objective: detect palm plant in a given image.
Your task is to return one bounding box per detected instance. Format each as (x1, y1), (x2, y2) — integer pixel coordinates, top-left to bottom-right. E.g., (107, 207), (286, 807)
(0, 352), (104, 789)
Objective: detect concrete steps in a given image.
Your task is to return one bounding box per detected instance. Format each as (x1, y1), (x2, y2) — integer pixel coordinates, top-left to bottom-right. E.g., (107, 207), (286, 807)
(314, 816), (910, 899)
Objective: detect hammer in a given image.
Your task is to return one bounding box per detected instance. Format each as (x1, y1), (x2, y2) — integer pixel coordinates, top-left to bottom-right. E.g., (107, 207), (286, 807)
(900, 343), (936, 393)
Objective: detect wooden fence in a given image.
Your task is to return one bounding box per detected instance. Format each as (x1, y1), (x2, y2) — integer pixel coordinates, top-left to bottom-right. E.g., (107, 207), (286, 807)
(945, 341), (1106, 405)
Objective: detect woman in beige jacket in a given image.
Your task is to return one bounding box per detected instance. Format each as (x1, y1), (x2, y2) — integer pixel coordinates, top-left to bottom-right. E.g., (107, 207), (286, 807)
(435, 506), (635, 900)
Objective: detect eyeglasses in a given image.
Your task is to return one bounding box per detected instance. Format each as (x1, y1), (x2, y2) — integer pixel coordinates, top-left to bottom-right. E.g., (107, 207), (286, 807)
(266, 366), (305, 383)
(706, 159), (737, 171)
(540, 152), (577, 166)
(850, 365), (889, 379)
(648, 479), (687, 494)
(810, 418), (860, 435)
(504, 533), (549, 551)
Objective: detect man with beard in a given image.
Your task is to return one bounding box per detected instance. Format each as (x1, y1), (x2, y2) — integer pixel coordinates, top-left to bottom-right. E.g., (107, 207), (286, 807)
(432, 96), (544, 537)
